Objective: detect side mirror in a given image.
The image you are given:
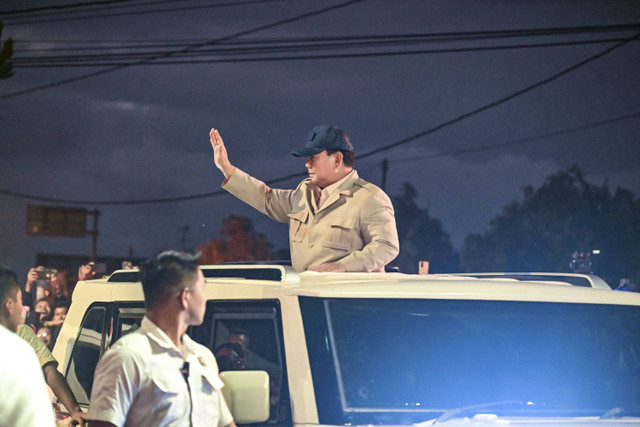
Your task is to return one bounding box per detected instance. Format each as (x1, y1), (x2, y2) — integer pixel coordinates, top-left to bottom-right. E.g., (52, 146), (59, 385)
(219, 370), (270, 423)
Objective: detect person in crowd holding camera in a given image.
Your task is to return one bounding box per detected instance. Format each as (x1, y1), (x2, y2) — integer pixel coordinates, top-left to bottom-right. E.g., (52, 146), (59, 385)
(23, 265), (72, 310)
(209, 125), (399, 273)
(22, 266), (53, 311)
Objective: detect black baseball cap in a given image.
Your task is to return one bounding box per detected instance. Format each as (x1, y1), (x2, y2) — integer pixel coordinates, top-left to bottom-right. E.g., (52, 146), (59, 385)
(291, 125), (353, 157)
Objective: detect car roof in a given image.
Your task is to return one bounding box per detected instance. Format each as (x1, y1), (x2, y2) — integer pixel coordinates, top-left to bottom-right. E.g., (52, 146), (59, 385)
(440, 272), (611, 289)
(74, 265), (640, 307)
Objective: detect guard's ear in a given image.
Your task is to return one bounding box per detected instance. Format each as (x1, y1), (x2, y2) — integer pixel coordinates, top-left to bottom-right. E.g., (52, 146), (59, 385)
(3, 297), (14, 316)
(177, 287), (189, 310)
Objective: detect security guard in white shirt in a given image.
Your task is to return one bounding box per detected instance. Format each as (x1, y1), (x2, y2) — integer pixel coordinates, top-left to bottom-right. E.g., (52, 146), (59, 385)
(88, 251), (236, 427)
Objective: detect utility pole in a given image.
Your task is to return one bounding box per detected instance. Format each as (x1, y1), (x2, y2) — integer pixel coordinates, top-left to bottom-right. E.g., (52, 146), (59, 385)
(381, 158), (389, 192)
(88, 209), (100, 261)
(178, 225), (189, 251)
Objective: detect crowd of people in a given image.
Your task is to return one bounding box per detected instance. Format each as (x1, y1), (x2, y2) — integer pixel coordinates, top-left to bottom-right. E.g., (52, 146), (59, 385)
(21, 263), (98, 351)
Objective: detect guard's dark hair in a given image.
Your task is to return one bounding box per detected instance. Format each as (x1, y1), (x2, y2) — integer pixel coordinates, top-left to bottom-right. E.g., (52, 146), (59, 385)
(0, 265), (20, 305)
(139, 251), (201, 308)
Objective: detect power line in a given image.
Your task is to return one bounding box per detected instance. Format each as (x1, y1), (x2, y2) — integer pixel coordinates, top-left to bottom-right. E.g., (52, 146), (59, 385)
(2, 109), (638, 206)
(0, 0), (365, 100)
(3, 0), (288, 26)
(13, 22), (640, 47)
(1, 26), (637, 205)
(11, 37), (636, 68)
(13, 23), (640, 52)
(1, 31), (637, 204)
(389, 111), (640, 164)
(356, 31), (640, 162)
(9, 23), (639, 68)
(0, 0), (137, 15)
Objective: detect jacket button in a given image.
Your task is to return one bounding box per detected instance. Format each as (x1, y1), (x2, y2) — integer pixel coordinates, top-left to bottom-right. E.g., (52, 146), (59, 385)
(313, 219), (319, 224)
(308, 244), (314, 248)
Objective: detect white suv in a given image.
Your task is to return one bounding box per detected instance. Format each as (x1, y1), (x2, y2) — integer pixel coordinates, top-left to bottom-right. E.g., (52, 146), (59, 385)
(53, 265), (640, 426)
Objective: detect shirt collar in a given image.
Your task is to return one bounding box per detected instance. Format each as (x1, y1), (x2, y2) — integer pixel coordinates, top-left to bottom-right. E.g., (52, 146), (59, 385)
(141, 316), (197, 359)
(321, 169), (354, 197)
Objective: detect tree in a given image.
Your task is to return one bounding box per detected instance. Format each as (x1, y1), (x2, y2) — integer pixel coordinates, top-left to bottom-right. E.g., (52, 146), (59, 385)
(392, 183), (459, 273)
(198, 215), (274, 264)
(0, 22), (14, 80)
(460, 165), (640, 285)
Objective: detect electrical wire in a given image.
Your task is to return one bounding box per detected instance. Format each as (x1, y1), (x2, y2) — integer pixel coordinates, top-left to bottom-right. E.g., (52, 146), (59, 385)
(1, 31), (636, 204)
(2, 0), (289, 26)
(0, 0), (139, 15)
(388, 111), (640, 164)
(0, 0), (365, 100)
(356, 31), (640, 162)
(11, 37), (636, 68)
(13, 23), (640, 53)
(14, 22), (640, 48)
(1, 19), (637, 204)
(2, 109), (638, 206)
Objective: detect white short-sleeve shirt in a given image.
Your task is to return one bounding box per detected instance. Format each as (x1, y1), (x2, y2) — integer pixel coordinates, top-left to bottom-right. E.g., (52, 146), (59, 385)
(0, 324), (55, 427)
(89, 316), (232, 427)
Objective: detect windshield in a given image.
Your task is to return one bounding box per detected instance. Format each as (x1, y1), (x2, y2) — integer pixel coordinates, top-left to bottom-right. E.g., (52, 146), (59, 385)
(300, 297), (640, 424)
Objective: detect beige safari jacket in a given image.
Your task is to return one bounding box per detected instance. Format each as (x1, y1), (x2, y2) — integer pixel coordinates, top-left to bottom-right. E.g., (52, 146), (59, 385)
(222, 168), (399, 272)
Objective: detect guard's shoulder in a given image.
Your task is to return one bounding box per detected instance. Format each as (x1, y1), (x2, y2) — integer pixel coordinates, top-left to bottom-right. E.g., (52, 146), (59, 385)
(109, 328), (148, 353)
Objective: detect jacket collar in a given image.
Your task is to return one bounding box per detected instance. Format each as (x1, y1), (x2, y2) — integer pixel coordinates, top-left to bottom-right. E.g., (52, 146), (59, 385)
(316, 170), (358, 212)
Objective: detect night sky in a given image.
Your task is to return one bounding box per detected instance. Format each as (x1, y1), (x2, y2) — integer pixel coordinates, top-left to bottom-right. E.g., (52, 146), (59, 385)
(1, 0), (639, 279)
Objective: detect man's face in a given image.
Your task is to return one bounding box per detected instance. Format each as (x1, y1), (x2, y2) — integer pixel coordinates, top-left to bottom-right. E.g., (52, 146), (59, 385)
(37, 327), (52, 347)
(186, 269), (207, 325)
(305, 150), (338, 189)
(35, 300), (51, 317)
(229, 333), (249, 353)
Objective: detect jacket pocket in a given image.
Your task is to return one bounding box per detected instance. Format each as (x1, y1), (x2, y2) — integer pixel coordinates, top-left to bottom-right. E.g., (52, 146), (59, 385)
(287, 210), (309, 243)
(323, 217), (356, 251)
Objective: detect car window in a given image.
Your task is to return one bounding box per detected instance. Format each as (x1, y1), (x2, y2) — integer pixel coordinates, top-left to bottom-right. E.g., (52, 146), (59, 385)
(111, 305), (145, 345)
(65, 304), (108, 406)
(189, 300), (291, 427)
(65, 302), (145, 406)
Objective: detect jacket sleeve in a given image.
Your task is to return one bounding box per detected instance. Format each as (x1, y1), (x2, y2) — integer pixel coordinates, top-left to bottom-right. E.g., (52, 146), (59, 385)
(338, 188), (400, 272)
(222, 168), (295, 223)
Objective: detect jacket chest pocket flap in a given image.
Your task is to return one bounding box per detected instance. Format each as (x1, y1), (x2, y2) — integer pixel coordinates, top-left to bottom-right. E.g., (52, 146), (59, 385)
(324, 217), (356, 251)
(287, 210), (309, 242)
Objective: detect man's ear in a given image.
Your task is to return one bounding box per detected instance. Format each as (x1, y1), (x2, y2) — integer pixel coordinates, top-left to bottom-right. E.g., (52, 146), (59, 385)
(3, 297), (14, 316)
(177, 287), (189, 310)
(333, 151), (343, 168)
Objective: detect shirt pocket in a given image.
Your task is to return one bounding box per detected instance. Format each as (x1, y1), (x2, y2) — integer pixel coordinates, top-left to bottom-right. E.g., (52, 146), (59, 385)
(149, 369), (188, 421)
(287, 210), (309, 243)
(198, 370), (224, 423)
(200, 368), (224, 394)
(323, 217), (356, 251)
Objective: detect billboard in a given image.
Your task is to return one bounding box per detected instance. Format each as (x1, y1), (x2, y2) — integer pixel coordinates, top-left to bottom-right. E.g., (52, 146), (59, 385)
(26, 205), (87, 237)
